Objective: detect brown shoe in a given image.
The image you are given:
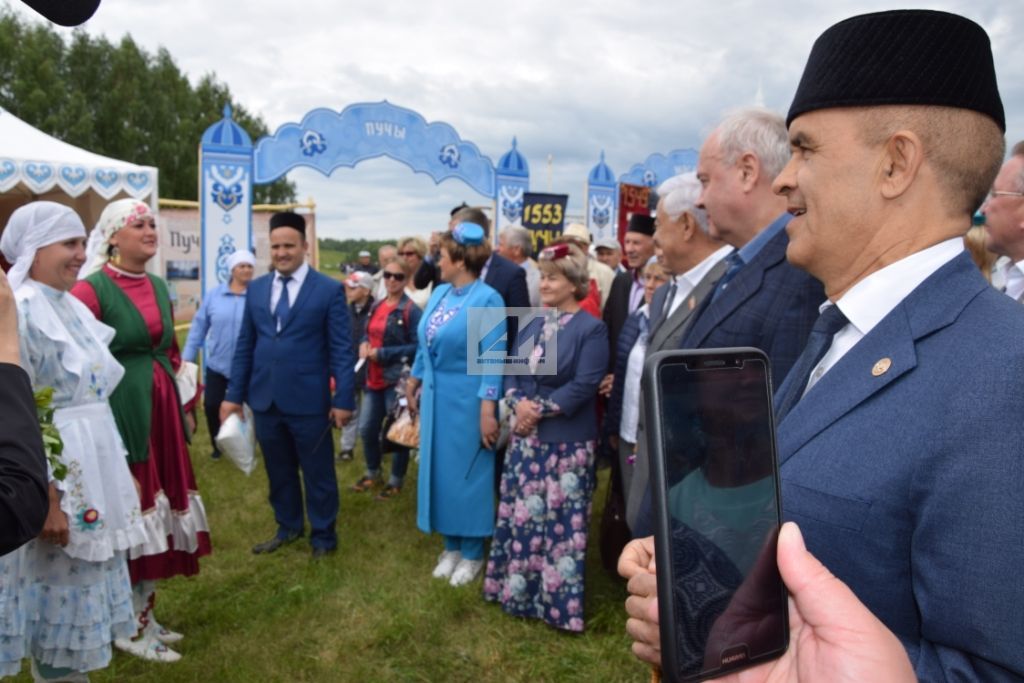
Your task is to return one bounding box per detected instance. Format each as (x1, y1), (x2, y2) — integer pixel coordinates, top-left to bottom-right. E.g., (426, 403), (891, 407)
(375, 485), (401, 501)
(351, 475), (380, 492)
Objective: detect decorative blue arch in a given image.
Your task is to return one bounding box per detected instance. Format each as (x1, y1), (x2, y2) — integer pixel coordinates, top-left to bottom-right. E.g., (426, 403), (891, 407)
(252, 101), (498, 198)
(618, 148), (699, 188)
(198, 102), (529, 295)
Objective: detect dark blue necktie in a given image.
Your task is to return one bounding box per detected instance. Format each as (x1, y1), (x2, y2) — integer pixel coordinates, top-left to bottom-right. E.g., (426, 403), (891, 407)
(710, 251), (744, 302)
(774, 304), (849, 421)
(275, 275), (293, 329)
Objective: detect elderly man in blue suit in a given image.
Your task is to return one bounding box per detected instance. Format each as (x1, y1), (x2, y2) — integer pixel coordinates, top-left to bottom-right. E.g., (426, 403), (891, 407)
(222, 212), (355, 559)
(681, 108), (824, 390)
(623, 10), (1024, 681)
(626, 110), (826, 537)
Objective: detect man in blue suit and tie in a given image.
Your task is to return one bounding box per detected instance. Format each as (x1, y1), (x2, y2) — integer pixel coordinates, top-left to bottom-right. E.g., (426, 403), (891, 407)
(222, 212), (355, 559)
(682, 108), (824, 390)
(624, 10), (1024, 680)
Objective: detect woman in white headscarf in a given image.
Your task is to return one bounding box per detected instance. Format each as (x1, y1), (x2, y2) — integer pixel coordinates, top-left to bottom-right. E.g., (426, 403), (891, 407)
(71, 198), (210, 663)
(0, 201), (146, 681)
(181, 249), (255, 459)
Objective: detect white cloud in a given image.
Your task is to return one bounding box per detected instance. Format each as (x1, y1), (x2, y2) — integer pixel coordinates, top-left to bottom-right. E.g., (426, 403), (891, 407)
(10, 0), (1024, 240)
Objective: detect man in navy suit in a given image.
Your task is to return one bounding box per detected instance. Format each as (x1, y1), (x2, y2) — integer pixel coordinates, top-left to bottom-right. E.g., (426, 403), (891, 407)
(681, 108), (824, 390)
(222, 212), (356, 559)
(624, 10), (1024, 680)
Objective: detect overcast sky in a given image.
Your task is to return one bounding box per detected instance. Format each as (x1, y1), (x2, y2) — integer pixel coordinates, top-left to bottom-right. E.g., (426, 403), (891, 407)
(10, 0), (1024, 241)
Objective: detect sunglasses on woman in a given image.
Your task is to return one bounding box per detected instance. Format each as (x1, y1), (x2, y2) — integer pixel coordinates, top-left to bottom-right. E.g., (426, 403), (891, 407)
(382, 271), (407, 281)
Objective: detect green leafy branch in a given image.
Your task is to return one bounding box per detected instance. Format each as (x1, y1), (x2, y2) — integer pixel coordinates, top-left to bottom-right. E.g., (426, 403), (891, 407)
(34, 387), (66, 482)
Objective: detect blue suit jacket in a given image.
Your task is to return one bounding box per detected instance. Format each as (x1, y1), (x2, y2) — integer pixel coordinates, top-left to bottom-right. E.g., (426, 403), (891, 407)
(778, 252), (1024, 680)
(485, 253), (530, 309)
(504, 312), (608, 443)
(226, 268), (356, 415)
(680, 226), (824, 389)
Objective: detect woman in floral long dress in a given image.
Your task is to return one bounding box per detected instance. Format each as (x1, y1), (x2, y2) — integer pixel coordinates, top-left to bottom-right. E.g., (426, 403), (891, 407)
(72, 199), (211, 663)
(483, 243), (608, 632)
(0, 202), (146, 680)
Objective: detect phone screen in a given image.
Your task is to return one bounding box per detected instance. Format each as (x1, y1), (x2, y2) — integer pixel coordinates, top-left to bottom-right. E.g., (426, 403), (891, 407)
(648, 350), (787, 681)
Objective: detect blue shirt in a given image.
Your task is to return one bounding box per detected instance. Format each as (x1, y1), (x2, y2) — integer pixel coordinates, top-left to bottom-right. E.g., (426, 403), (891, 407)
(182, 283), (247, 376)
(738, 212), (792, 264)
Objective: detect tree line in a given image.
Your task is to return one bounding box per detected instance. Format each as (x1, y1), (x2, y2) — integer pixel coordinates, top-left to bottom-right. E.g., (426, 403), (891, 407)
(0, 8), (295, 203)
(318, 238), (399, 272)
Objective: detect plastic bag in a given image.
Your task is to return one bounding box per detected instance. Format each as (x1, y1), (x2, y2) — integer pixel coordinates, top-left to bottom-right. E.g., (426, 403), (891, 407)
(176, 361), (200, 407)
(216, 405), (257, 475)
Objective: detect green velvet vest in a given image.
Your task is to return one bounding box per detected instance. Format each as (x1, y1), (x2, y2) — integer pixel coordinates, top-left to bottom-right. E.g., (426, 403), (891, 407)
(85, 270), (182, 464)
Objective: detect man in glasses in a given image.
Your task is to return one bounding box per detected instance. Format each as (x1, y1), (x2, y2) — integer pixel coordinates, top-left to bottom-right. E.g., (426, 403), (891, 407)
(981, 141), (1024, 302)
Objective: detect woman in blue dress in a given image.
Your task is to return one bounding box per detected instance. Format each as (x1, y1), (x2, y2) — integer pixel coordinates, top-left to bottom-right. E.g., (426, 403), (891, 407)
(0, 202), (145, 680)
(483, 243), (608, 632)
(406, 222), (504, 587)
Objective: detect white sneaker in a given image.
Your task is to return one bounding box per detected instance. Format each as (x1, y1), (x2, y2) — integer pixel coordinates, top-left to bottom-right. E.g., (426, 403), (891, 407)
(449, 558), (484, 587)
(114, 634), (182, 663)
(431, 550), (462, 579)
(145, 617), (184, 645)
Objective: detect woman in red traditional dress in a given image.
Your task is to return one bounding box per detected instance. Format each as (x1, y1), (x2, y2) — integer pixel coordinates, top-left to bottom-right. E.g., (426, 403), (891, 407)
(71, 199), (211, 663)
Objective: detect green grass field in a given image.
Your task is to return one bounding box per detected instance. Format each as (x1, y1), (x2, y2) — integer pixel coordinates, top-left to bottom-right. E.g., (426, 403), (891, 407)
(317, 247), (348, 280)
(12, 389), (648, 681)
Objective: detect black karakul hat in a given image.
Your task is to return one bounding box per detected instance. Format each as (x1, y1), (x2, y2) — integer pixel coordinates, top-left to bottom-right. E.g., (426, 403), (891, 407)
(269, 211), (306, 233)
(627, 213), (655, 236)
(787, 10), (1004, 132)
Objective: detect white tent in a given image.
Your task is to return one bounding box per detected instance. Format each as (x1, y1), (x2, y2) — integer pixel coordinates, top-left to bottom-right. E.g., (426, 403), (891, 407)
(0, 106), (159, 230)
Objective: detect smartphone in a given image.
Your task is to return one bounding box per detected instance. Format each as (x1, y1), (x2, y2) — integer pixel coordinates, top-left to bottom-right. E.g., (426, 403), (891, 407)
(643, 348), (788, 682)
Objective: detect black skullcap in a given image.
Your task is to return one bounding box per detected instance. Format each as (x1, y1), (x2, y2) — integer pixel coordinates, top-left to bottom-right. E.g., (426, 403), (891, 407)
(787, 10), (1004, 132)
(449, 202), (470, 217)
(627, 213), (655, 237)
(269, 211), (306, 234)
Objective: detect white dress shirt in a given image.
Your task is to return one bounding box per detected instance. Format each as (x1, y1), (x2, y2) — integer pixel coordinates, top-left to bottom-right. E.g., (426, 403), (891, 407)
(665, 245), (734, 319)
(620, 304), (650, 444)
(270, 261), (309, 331)
(804, 238), (964, 394)
(998, 258), (1024, 302)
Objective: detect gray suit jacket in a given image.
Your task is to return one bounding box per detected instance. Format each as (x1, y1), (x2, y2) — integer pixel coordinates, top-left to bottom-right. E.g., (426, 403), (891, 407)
(626, 258), (728, 531)
(647, 258), (730, 352)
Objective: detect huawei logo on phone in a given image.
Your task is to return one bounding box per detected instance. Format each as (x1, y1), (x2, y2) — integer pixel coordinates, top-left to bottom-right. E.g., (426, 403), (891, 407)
(721, 645), (749, 666)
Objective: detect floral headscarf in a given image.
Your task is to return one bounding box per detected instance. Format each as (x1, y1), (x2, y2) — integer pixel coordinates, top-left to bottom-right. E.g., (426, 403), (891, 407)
(80, 198), (155, 278)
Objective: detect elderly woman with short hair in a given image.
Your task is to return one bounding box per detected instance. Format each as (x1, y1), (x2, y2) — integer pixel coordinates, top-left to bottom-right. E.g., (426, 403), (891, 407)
(396, 236), (431, 309)
(406, 223), (504, 587)
(483, 243), (609, 632)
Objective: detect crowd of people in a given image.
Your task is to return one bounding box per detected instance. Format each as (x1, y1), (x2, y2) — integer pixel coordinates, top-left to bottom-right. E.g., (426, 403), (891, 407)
(1, 7), (1023, 682)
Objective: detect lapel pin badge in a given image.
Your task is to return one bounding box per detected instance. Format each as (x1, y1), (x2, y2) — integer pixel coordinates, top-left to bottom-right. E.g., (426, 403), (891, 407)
(688, 296), (696, 311)
(871, 358), (892, 376)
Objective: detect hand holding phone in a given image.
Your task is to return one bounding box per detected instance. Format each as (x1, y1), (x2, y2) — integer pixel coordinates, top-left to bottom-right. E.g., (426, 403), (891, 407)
(643, 348), (788, 682)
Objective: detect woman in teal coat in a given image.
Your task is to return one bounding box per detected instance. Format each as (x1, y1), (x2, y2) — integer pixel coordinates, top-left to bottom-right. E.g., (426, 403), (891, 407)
(407, 222), (503, 587)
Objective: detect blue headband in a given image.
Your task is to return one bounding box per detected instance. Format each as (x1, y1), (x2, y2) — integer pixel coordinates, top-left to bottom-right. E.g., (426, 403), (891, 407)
(452, 222), (485, 246)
